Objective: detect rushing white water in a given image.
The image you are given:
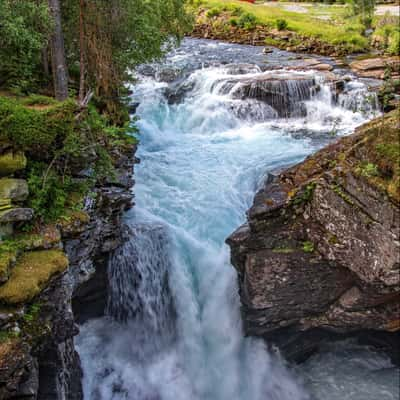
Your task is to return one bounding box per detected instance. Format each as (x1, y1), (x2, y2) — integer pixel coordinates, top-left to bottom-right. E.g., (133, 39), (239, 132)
(76, 39), (397, 400)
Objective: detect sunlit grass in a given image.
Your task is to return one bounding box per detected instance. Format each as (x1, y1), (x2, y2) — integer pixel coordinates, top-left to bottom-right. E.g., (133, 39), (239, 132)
(197, 0), (369, 51)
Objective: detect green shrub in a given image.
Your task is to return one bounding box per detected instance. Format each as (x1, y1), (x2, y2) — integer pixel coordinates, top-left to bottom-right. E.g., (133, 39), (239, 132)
(276, 18), (288, 31)
(238, 12), (257, 30)
(0, 97), (77, 157)
(206, 7), (221, 18)
(388, 31), (400, 55)
(26, 162), (84, 223)
(231, 5), (244, 16)
(20, 95), (58, 107)
(229, 17), (238, 26)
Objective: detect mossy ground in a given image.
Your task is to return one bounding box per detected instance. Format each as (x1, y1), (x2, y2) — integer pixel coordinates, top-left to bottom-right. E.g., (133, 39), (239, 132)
(0, 250), (68, 305)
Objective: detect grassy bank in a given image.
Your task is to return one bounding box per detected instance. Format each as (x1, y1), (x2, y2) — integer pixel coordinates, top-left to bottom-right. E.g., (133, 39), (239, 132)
(191, 0), (400, 55)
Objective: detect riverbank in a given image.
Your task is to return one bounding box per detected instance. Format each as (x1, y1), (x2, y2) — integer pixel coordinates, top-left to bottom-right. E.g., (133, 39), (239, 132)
(227, 109), (400, 363)
(191, 0), (400, 56)
(0, 94), (138, 399)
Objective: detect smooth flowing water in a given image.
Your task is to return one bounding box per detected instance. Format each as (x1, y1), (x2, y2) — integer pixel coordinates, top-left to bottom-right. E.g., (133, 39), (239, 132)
(76, 39), (398, 400)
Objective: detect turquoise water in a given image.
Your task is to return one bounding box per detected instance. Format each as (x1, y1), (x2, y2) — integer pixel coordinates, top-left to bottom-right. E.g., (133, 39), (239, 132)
(76, 39), (397, 400)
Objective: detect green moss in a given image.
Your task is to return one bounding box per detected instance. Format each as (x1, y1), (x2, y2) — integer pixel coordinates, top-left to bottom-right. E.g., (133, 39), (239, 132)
(331, 184), (355, 206)
(0, 151), (27, 176)
(20, 94), (58, 107)
(302, 241), (315, 253)
(0, 178), (28, 202)
(355, 162), (380, 178)
(0, 97), (77, 155)
(0, 250), (68, 305)
(292, 182), (316, 205)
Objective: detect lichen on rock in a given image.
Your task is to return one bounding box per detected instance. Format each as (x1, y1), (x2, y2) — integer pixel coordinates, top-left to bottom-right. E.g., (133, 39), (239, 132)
(0, 151), (27, 177)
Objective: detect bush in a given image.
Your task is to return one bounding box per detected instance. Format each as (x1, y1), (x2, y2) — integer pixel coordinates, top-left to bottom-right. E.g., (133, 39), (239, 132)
(229, 17), (238, 27)
(0, 97), (77, 157)
(276, 19), (288, 31)
(238, 12), (257, 30)
(231, 5), (244, 16)
(388, 31), (400, 55)
(26, 162), (85, 223)
(206, 7), (221, 18)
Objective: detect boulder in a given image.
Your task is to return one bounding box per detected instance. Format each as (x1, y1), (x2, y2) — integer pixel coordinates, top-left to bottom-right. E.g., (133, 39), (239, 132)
(0, 151), (27, 177)
(216, 73), (317, 117)
(0, 208), (33, 223)
(350, 56), (400, 79)
(227, 111), (400, 361)
(0, 179), (29, 202)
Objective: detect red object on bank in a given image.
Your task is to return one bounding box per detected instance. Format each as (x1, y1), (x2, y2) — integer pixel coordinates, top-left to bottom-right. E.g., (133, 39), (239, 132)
(240, 0), (256, 3)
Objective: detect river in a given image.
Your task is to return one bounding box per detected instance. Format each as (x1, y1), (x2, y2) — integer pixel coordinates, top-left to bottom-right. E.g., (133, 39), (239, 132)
(76, 38), (398, 400)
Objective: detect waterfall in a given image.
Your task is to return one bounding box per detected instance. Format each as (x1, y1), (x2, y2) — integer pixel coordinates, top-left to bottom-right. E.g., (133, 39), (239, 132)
(106, 224), (176, 354)
(76, 38), (396, 400)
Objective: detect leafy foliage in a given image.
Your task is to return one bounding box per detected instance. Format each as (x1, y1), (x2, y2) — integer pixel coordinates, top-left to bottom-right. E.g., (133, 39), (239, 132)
(276, 18), (288, 31)
(347, 0), (375, 28)
(237, 12), (257, 29)
(0, 0), (50, 92)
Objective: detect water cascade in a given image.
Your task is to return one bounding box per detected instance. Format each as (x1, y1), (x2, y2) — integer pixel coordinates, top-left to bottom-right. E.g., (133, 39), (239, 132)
(76, 39), (398, 400)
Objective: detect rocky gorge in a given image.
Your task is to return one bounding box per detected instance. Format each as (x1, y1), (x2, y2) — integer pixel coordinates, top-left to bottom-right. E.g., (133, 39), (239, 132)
(0, 36), (398, 400)
(227, 110), (399, 363)
(0, 130), (137, 399)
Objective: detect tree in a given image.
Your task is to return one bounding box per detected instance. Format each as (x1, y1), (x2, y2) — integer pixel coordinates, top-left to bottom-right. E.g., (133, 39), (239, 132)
(48, 0), (69, 100)
(0, 0), (49, 91)
(64, 0), (192, 122)
(348, 0), (376, 29)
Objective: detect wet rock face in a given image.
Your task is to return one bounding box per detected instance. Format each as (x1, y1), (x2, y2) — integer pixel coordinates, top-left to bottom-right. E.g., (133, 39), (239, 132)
(227, 111), (400, 361)
(0, 143), (138, 400)
(228, 75), (317, 117)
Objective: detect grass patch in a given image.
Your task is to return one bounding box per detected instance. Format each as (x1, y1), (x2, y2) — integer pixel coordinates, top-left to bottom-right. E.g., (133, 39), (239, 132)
(197, 0), (369, 52)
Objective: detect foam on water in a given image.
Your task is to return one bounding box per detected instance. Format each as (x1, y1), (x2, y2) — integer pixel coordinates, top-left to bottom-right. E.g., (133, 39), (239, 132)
(76, 39), (397, 400)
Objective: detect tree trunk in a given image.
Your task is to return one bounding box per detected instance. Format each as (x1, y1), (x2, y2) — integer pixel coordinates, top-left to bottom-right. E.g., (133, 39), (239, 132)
(48, 0), (69, 101)
(78, 0), (86, 104)
(41, 46), (50, 77)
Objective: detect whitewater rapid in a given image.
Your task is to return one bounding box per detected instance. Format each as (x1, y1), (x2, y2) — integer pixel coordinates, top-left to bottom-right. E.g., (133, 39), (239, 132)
(76, 38), (398, 400)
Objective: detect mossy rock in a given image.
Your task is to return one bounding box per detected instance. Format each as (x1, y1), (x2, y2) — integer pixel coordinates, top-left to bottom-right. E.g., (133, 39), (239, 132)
(0, 178), (28, 202)
(0, 151), (27, 177)
(14, 225), (61, 251)
(57, 210), (90, 236)
(0, 208), (33, 223)
(0, 250), (17, 283)
(0, 250), (69, 305)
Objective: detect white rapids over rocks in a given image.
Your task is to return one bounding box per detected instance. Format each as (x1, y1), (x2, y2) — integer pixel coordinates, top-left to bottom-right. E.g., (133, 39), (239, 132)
(76, 38), (398, 400)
